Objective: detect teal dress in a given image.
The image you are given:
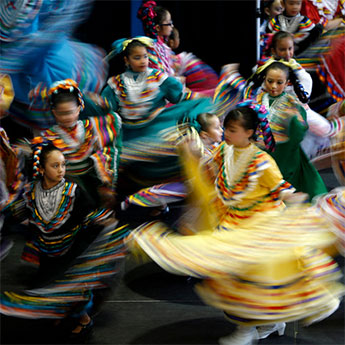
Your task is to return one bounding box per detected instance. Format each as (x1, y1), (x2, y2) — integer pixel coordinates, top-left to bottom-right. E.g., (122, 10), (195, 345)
(102, 68), (212, 185)
(256, 92), (327, 200)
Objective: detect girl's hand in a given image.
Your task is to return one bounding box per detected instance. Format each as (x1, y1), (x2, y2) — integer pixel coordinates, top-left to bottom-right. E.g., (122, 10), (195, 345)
(282, 192), (308, 204)
(222, 63), (240, 74)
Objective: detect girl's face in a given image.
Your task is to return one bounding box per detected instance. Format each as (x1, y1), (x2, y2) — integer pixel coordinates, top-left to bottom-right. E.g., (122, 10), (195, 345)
(156, 11), (174, 38)
(271, 37), (294, 61)
(124, 46), (149, 73)
(40, 150), (66, 189)
(203, 116), (223, 144)
(266, 0), (283, 18)
(52, 101), (80, 128)
(224, 120), (253, 148)
(264, 68), (289, 97)
(284, 0), (302, 17)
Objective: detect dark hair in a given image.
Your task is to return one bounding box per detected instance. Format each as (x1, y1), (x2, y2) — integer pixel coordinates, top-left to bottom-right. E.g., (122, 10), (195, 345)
(31, 141), (62, 179)
(248, 61), (308, 103)
(197, 113), (217, 132)
(265, 62), (309, 103)
(261, 0), (276, 19)
(137, 1), (170, 38)
(155, 6), (169, 25)
(50, 89), (80, 109)
(266, 61), (290, 79)
(223, 107), (259, 140)
(123, 40), (148, 58)
(270, 31), (294, 51)
(40, 144), (62, 169)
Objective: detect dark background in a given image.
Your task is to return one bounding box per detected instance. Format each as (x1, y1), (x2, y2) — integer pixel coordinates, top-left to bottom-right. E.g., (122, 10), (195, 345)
(75, 0), (257, 78)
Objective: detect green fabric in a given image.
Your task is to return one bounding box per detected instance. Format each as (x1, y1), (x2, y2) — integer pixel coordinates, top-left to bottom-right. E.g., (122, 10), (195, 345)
(269, 116), (327, 200)
(121, 97), (213, 183)
(101, 71), (213, 185)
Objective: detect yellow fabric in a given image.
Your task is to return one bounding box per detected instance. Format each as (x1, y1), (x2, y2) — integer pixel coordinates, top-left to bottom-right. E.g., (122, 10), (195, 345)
(128, 141), (344, 326)
(122, 36), (154, 51)
(212, 144), (290, 228)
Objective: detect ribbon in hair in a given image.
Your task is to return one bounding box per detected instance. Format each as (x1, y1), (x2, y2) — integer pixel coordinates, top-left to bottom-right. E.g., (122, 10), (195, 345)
(31, 137), (49, 179)
(137, 0), (158, 38)
(237, 100), (276, 152)
(255, 57), (302, 76)
(48, 79), (84, 109)
(108, 36), (154, 60)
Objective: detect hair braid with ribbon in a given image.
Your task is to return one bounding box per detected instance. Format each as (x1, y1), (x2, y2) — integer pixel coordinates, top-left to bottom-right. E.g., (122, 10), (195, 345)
(31, 138), (62, 180)
(237, 100), (276, 152)
(137, 0), (158, 38)
(31, 137), (48, 180)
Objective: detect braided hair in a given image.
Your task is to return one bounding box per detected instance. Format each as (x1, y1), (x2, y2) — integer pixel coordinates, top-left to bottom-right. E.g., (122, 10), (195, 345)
(137, 0), (170, 38)
(266, 62), (309, 103)
(248, 61), (308, 104)
(31, 138), (61, 180)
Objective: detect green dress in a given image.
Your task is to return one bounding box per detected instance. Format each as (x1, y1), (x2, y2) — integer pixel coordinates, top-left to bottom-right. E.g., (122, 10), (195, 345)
(102, 68), (212, 186)
(256, 91), (327, 200)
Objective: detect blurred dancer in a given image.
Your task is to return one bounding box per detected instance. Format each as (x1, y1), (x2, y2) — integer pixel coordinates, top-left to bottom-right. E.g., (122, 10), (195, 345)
(0, 143), (128, 341)
(0, 0), (108, 133)
(120, 113), (222, 216)
(35, 79), (121, 208)
(0, 74), (25, 260)
(103, 37), (212, 191)
(137, 0), (219, 96)
(128, 105), (344, 345)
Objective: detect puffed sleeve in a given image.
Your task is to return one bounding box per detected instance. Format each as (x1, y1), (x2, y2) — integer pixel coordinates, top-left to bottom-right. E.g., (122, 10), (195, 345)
(160, 76), (195, 104)
(101, 84), (120, 112)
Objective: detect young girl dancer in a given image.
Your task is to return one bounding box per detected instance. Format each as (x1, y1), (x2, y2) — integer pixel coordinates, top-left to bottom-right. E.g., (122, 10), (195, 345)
(128, 105), (344, 345)
(37, 79), (121, 207)
(261, 0), (284, 33)
(137, 0), (219, 97)
(254, 61), (329, 199)
(137, 0), (175, 75)
(214, 31), (344, 162)
(1, 0), (108, 131)
(102, 37), (211, 190)
(0, 143), (128, 340)
(267, 0), (324, 55)
(120, 112), (222, 213)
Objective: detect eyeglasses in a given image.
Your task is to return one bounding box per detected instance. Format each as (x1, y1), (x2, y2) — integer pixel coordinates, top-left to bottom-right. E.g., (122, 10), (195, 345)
(160, 21), (173, 27)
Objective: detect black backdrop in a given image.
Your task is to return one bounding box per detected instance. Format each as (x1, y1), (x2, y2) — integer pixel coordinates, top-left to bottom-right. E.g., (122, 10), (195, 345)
(75, 0), (257, 78)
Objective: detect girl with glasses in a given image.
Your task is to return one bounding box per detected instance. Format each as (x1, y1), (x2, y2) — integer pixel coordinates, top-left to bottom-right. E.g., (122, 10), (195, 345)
(137, 1), (219, 97)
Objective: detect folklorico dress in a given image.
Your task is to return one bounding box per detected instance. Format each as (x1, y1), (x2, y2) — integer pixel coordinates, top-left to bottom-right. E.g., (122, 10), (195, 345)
(102, 67), (212, 185)
(122, 127), (217, 210)
(256, 91), (328, 199)
(39, 112), (122, 203)
(267, 11), (323, 56)
(147, 36), (219, 97)
(0, 179), (129, 319)
(213, 57), (311, 118)
(128, 142), (345, 327)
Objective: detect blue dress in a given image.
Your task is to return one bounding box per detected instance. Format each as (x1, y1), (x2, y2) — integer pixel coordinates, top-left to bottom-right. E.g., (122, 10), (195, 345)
(0, 0), (108, 129)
